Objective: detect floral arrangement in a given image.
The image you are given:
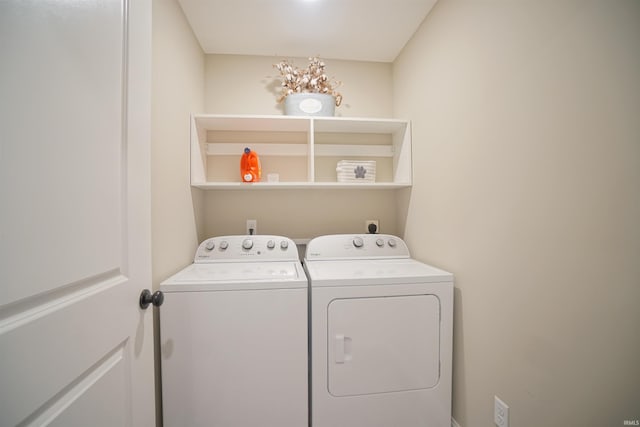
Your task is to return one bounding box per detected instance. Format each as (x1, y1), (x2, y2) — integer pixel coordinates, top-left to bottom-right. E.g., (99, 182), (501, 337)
(273, 57), (343, 107)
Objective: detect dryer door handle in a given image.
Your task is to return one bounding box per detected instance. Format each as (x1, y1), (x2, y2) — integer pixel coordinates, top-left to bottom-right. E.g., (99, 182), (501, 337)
(334, 334), (352, 364)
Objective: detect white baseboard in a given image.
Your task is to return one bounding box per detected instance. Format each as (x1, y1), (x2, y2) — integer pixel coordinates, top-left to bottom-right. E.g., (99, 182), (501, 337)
(452, 417), (462, 427)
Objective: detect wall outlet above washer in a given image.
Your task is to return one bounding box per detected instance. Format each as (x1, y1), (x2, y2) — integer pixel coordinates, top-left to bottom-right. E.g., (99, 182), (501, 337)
(246, 219), (257, 235)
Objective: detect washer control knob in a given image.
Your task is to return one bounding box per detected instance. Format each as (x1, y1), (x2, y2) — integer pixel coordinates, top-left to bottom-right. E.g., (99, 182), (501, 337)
(205, 240), (215, 251)
(242, 239), (253, 250)
(280, 240), (289, 249)
(353, 237), (364, 248)
(219, 241), (229, 250)
(388, 238), (397, 248)
(267, 240), (276, 249)
(376, 238), (384, 247)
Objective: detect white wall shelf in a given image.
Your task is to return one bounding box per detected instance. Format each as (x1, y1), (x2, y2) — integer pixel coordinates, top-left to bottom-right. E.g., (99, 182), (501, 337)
(190, 114), (412, 189)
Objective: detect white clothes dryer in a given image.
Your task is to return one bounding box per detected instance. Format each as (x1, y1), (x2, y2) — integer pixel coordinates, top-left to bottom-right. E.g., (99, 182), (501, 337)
(160, 235), (308, 427)
(304, 234), (454, 427)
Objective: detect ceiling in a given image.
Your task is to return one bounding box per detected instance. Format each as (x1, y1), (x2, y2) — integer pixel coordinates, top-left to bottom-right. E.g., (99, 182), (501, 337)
(177, 0), (438, 63)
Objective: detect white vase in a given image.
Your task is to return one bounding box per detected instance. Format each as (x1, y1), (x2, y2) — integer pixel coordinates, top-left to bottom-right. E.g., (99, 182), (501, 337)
(284, 93), (335, 117)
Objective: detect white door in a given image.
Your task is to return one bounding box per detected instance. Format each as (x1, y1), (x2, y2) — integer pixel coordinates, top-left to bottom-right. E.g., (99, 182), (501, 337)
(0, 0), (155, 426)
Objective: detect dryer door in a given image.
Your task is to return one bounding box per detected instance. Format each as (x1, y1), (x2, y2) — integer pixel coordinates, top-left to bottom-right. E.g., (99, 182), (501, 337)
(327, 294), (440, 397)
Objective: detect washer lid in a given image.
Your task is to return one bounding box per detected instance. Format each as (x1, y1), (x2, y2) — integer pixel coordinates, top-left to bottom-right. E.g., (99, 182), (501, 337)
(160, 262), (307, 292)
(304, 258), (452, 287)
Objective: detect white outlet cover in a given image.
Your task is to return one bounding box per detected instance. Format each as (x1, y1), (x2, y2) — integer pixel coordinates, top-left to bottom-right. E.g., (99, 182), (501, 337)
(494, 396), (509, 427)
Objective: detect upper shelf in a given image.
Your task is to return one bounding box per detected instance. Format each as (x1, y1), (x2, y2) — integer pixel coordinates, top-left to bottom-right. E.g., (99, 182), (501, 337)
(190, 114), (412, 190)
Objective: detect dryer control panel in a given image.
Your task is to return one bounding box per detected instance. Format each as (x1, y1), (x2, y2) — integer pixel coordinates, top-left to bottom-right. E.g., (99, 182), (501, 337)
(195, 235), (298, 262)
(305, 234), (410, 261)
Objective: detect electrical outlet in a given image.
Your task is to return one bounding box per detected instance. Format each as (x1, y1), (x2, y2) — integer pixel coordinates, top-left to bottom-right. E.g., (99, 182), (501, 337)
(246, 219), (257, 235)
(494, 396), (509, 427)
(365, 220), (379, 234)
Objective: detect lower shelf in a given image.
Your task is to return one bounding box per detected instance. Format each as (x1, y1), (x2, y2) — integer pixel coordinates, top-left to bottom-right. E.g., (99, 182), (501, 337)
(191, 182), (411, 190)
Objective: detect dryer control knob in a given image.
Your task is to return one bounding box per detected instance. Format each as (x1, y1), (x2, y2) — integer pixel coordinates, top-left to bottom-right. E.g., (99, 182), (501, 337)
(388, 238), (397, 248)
(242, 239), (253, 250)
(219, 241), (229, 250)
(376, 238), (384, 247)
(280, 240), (289, 249)
(267, 240), (276, 249)
(353, 237), (364, 248)
(205, 241), (215, 251)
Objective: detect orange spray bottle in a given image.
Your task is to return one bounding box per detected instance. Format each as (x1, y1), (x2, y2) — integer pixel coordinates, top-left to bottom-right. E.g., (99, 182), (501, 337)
(240, 147), (261, 182)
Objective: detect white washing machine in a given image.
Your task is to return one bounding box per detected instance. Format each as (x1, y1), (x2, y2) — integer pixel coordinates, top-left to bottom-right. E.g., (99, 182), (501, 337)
(160, 235), (308, 427)
(304, 234), (454, 427)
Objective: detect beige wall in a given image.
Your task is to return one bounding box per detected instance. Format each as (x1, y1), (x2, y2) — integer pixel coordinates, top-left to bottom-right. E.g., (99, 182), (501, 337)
(203, 189), (399, 240)
(152, 0), (205, 424)
(205, 54), (393, 117)
(393, 1), (640, 426)
(202, 54), (398, 240)
(151, 0), (205, 287)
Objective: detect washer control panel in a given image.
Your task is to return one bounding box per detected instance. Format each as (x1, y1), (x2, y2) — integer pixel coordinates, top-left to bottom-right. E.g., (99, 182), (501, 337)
(305, 234), (410, 260)
(195, 235), (299, 262)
